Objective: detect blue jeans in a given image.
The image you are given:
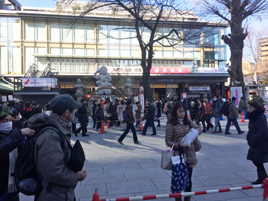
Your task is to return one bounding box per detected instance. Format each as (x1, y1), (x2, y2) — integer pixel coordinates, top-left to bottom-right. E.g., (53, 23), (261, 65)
(225, 119), (242, 133)
(214, 117), (221, 132)
(109, 120), (114, 127)
(166, 113), (171, 120)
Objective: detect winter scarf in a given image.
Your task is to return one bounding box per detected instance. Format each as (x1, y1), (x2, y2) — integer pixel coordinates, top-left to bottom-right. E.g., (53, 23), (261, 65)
(50, 113), (72, 133)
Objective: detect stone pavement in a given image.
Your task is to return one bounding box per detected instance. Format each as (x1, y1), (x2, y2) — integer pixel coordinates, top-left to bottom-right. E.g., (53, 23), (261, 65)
(20, 117), (267, 201)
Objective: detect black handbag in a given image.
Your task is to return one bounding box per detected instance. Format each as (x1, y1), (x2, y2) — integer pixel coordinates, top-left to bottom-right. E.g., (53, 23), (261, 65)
(122, 110), (130, 123)
(67, 140), (85, 172)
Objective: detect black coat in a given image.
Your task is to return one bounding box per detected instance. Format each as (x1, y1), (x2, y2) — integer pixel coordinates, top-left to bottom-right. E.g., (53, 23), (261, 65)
(156, 102), (161, 118)
(0, 128), (24, 196)
(146, 105), (155, 121)
(196, 105), (206, 122)
(95, 107), (104, 121)
(108, 105), (115, 120)
(246, 109), (268, 163)
(92, 104), (97, 120)
(78, 104), (88, 123)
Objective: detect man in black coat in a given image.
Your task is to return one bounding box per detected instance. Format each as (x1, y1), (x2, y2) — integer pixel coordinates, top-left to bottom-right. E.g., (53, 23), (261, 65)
(75, 99), (89, 136)
(140, 100), (156, 136)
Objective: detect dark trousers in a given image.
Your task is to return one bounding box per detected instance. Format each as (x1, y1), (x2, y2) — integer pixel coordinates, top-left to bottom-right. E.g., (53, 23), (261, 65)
(185, 166), (193, 192)
(196, 120), (206, 131)
(118, 123), (138, 143)
(109, 120), (114, 127)
(253, 161), (265, 171)
(72, 122), (76, 133)
(143, 119), (156, 135)
(206, 114), (213, 129)
(135, 119), (140, 127)
(225, 119), (242, 133)
(0, 192), (19, 201)
(76, 122), (87, 135)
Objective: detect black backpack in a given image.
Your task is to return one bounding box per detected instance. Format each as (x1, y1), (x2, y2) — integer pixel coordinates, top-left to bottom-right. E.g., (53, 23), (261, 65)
(221, 102), (229, 116)
(14, 126), (65, 196)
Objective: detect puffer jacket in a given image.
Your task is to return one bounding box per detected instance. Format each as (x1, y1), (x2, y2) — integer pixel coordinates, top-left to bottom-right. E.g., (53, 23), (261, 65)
(247, 109), (268, 163)
(165, 120), (202, 167)
(227, 101), (238, 119)
(0, 129), (24, 196)
(27, 113), (78, 201)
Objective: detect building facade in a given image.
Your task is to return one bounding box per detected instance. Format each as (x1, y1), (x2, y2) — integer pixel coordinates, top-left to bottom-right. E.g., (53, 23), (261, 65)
(0, 3), (229, 99)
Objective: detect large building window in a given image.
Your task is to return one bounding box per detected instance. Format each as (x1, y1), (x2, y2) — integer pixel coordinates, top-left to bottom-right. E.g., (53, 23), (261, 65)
(25, 22), (35, 40)
(98, 24), (108, 44)
(86, 25), (94, 43)
(50, 23), (60, 41)
(50, 48), (60, 55)
(86, 49), (95, 56)
(62, 48), (72, 55)
(0, 46), (8, 74)
(0, 18), (7, 40)
(61, 24), (73, 42)
(74, 25), (85, 43)
(25, 47), (35, 72)
(36, 23), (46, 41)
(74, 49), (85, 55)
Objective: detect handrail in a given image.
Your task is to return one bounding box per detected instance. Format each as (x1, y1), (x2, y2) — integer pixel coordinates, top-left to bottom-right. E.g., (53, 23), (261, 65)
(24, 63), (38, 78)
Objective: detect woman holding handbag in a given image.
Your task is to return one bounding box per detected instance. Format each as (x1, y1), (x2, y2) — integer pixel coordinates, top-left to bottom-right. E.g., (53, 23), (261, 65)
(165, 102), (201, 201)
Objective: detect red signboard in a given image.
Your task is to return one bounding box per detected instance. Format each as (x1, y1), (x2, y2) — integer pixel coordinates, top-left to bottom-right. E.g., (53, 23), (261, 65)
(150, 67), (190, 74)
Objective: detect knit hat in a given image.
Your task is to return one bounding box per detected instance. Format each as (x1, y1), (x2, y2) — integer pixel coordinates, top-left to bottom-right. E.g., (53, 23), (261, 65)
(0, 105), (13, 118)
(232, 97), (236, 101)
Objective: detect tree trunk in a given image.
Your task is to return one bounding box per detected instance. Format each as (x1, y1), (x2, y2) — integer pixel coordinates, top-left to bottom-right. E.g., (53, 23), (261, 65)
(142, 67), (153, 101)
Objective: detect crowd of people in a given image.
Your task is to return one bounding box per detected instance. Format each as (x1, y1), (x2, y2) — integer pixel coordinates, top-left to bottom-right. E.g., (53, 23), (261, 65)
(0, 94), (267, 201)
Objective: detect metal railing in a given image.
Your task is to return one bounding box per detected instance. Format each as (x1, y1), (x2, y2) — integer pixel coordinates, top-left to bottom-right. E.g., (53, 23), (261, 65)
(24, 63), (38, 78)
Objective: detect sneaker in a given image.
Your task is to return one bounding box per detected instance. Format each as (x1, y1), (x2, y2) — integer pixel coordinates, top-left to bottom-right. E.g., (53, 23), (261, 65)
(140, 133), (146, 136)
(238, 131), (245, 134)
(225, 132), (231, 135)
(212, 131), (217, 134)
(134, 141), (140, 144)
(118, 140), (123, 145)
(121, 129), (124, 131)
(151, 133), (156, 135)
(202, 130), (206, 133)
(217, 131), (222, 133)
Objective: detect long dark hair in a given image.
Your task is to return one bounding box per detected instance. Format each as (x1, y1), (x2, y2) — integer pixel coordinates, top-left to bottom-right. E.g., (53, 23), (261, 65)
(168, 102), (189, 126)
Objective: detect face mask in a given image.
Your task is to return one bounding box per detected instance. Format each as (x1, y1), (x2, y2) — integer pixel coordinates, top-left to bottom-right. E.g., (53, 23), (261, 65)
(19, 115), (22, 120)
(0, 121), (12, 134)
(214, 99), (217, 101)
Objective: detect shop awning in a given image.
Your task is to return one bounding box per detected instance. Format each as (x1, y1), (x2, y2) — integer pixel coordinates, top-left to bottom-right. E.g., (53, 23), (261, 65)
(0, 77), (14, 92)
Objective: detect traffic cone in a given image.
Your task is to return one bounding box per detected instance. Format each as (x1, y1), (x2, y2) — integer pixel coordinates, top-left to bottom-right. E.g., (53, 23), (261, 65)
(138, 117), (144, 131)
(188, 113), (190, 119)
(107, 120), (110, 129)
(92, 188), (100, 201)
(240, 112), (246, 123)
(99, 120), (106, 134)
(263, 178), (268, 201)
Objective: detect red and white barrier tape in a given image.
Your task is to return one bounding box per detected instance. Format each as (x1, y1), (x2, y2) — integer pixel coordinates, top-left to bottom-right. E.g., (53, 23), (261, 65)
(101, 184), (265, 201)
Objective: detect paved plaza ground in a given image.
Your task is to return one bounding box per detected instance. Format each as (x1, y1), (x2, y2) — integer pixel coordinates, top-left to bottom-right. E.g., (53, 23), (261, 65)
(20, 116), (267, 201)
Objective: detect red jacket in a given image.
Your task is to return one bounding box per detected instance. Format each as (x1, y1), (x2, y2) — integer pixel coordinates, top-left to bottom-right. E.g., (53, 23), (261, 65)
(205, 102), (213, 115)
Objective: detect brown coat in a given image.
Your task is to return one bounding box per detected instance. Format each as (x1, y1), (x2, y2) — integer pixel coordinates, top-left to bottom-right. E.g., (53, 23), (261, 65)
(126, 104), (135, 124)
(165, 120), (202, 167)
(135, 105), (142, 118)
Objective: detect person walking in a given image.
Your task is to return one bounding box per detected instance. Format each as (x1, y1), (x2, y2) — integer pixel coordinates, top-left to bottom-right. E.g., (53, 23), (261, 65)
(225, 97), (244, 135)
(165, 102), (201, 201)
(135, 102), (142, 128)
(239, 97), (247, 114)
(156, 99), (162, 127)
(118, 99), (139, 144)
(114, 99), (120, 126)
(0, 106), (35, 201)
(92, 100), (97, 130)
(204, 97), (213, 130)
(140, 100), (156, 136)
(189, 101), (197, 122)
(95, 103), (104, 132)
(75, 99), (89, 137)
(246, 101), (268, 184)
(196, 99), (207, 132)
(166, 99), (173, 120)
(27, 94), (87, 201)
(212, 95), (223, 134)
(108, 102), (115, 128)
(117, 100), (126, 131)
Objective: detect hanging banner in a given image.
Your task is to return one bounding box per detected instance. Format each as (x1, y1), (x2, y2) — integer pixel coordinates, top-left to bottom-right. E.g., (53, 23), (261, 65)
(139, 93), (145, 110)
(181, 92), (187, 100)
(22, 78), (57, 87)
(189, 86), (210, 91)
(230, 87), (243, 107)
